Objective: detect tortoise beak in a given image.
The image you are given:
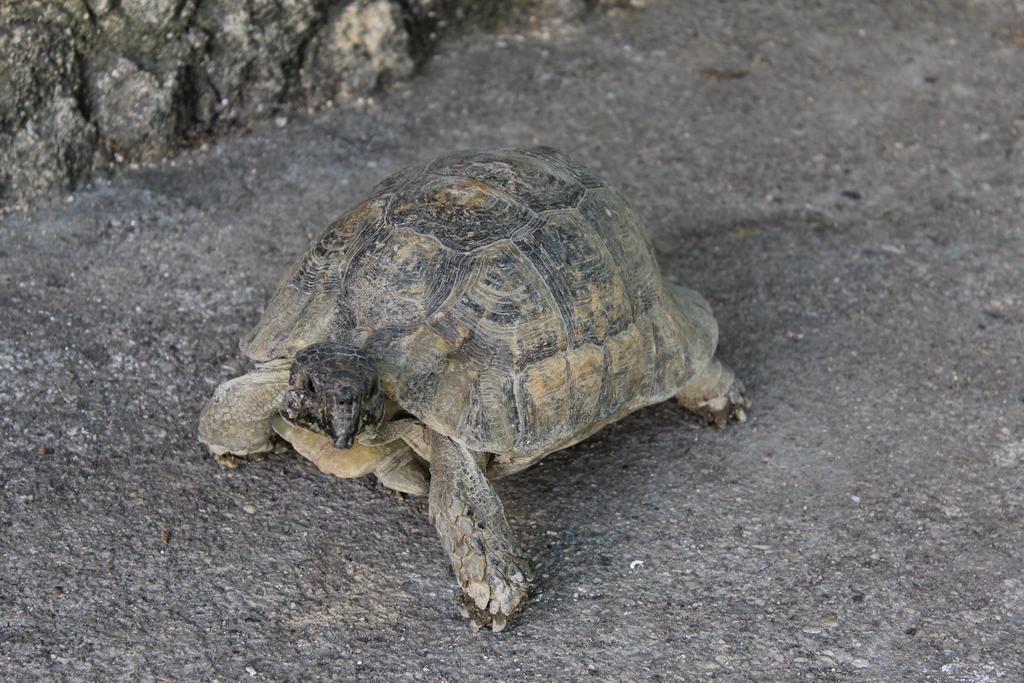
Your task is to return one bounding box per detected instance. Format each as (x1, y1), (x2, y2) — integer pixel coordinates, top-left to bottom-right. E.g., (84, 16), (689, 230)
(330, 403), (358, 450)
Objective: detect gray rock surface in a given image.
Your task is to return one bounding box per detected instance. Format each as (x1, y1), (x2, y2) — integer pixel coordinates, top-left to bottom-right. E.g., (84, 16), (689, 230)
(0, 15), (95, 202)
(0, 0), (583, 207)
(88, 56), (186, 153)
(301, 0), (415, 104)
(2, 1), (1023, 679)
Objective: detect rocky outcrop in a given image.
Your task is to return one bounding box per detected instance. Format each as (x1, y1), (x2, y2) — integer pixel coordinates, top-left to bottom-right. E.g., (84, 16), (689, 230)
(0, 0), (592, 208)
(0, 12), (95, 203)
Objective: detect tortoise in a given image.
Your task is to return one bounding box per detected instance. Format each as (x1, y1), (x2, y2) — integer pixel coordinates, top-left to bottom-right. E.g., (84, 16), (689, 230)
(198, 146), (748, 630)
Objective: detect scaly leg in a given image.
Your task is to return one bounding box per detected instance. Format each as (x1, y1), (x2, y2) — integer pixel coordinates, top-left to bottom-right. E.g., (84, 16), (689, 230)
(425, 430), (533, 631)
(198, 359), (291, 465)
(676, 357), (750, 427)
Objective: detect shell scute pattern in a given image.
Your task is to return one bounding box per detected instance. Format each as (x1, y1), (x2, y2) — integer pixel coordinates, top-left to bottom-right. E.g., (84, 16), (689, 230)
(564, 343), (606, 427)
(458, 366), (518, 453)
(600, 316), (655, 409)
(296, 198), (386, 293)
(511, 208), (633, 347)
(241, 197), (386, 360)
(576, 188), (661, 318)
(427, 148), (589, 213)
(423, 241), (567, 373)
(645, 298), (707, 398)
(344, 226), (448, 333)
(245, 147), (716, 458)
(520, 145), (608, 190)
(389, 174), (533, 252)
(514, 353), (571, 452)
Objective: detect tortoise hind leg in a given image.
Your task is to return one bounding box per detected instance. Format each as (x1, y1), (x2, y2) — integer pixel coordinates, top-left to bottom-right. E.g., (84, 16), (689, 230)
(423, 429), (533, 631)
(198, 359), (292, 466)
(663, 282), (750, 427)
(676, 357), (750, 427)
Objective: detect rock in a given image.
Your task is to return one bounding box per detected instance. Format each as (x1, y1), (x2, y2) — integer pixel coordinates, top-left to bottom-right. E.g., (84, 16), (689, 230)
(302, 0), (415, 105)
(192, 0), (322, 125)
(0, 0), (596, 208)
(88, 56), (185, 154)
(0, 15), (95, 206)
(118, 0), (187, 31)
(91, 0), (198, 57)
(1, 96), (95, 204)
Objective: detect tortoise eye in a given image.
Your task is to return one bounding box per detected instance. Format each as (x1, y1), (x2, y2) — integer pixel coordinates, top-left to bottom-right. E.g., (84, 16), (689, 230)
(305, 377), (317, 394)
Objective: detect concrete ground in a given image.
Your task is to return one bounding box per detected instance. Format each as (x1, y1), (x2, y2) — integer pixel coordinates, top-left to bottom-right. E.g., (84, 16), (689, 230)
(2, 1), (1023, 680)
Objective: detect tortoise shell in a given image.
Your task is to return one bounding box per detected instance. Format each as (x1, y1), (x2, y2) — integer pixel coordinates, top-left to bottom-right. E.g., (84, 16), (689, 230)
(242, 147), (718, 468)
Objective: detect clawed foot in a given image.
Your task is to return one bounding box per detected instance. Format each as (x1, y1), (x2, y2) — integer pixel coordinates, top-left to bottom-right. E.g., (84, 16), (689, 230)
(210, 449), (270, 469)
(456, 549), (533, 632)
(425, 431), (534, 631)
(680, 381), (750, 428)
(436, 493), (534, 631)
(676, 359), (750, 428)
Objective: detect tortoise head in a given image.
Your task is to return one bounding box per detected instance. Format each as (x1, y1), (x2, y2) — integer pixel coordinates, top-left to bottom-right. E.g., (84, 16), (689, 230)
(282, 343), (384, 450)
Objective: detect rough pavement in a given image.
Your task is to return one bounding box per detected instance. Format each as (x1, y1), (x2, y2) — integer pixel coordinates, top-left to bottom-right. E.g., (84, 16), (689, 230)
(2, 1), (1023, 679)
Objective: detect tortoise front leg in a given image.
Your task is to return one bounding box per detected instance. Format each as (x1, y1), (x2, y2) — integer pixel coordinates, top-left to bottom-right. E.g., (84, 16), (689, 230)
(424, 430), (533, 631)
(198, 359), (292, 465)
